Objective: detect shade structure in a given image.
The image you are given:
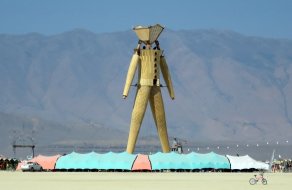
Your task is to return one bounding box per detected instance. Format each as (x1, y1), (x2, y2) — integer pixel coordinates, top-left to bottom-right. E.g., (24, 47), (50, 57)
(149, 152), (190, 170)
(55, 151), (137, 170)
(186, 152), (230, 169)
(131, 154), (151, 171)
(13, 151), (272, 171)
(30, 154), (61, 170)
(96, 152), (137, 170)
(149, 152), (230, 170)
(55, 152), (93, 170)
(227, 155), (269, 170)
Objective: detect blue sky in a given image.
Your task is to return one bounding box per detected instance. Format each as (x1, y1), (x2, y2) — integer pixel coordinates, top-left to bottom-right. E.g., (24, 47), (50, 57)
(0, 0), (292, 39)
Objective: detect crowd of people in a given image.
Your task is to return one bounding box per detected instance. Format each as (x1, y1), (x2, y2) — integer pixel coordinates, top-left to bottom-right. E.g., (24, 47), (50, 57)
(0, 156), (19, 170)
(272, 159), (292, 172)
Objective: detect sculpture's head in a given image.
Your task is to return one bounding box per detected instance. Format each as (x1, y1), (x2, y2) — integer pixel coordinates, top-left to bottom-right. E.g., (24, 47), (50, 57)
(133, 24), (164, 45)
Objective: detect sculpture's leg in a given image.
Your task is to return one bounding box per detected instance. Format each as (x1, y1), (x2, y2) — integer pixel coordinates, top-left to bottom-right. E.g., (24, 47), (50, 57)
(126, 86), (151, 153)
(149, 86), (170, 152)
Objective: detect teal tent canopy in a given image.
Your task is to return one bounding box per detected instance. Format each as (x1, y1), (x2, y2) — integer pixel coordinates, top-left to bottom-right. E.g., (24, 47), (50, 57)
(149, 152), (190, 170)
(149, 152), (230, 170)
(96, 151), (137, 170)
(186, 152), (230, 169)
(55, 151), (137, 170)
(55, 151), (100, 169)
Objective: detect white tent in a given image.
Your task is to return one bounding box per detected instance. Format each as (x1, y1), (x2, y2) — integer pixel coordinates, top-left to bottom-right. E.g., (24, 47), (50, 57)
(227, 155), (269, 170)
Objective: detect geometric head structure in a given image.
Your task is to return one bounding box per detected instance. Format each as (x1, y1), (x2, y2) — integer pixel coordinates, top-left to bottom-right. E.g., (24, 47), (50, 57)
(123, 24), (175, 154)
(133, 24), (164, 45)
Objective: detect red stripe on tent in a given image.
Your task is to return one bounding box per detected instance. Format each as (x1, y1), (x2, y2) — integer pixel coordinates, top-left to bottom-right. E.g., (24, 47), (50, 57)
(132, 154), (151, 171)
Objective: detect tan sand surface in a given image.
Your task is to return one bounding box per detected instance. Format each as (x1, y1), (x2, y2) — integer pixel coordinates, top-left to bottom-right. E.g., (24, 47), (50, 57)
(1, 171), (291, 190)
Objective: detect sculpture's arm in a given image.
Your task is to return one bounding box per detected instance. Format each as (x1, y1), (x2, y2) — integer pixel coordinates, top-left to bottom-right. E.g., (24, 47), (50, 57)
(122, 53), (140, 98)
(160, 56), (175, 100)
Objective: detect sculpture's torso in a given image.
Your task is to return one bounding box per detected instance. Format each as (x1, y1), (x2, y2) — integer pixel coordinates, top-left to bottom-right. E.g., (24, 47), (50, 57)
(138, 49), (162, 86)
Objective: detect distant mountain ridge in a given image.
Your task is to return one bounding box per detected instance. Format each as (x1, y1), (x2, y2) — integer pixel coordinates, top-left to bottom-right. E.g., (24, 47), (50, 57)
(1, 29), (292, 156)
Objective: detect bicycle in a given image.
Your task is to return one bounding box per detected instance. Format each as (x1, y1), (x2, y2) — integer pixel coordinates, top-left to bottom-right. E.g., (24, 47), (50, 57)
(249, 172), (267, 185)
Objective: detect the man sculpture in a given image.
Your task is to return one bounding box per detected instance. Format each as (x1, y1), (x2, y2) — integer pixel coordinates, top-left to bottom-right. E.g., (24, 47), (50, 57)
(123, 24), (175, 154)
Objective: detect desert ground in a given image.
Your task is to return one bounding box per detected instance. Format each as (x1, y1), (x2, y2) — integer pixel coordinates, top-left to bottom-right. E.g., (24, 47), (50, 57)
(1, 171), (291, 190)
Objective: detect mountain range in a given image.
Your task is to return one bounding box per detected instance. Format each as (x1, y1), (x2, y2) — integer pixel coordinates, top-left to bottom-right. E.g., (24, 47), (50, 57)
(1, 28), (292, 157)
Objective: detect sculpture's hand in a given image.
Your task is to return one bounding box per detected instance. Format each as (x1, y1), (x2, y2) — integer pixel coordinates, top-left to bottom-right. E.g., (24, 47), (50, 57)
(123, 95), (127, 99)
